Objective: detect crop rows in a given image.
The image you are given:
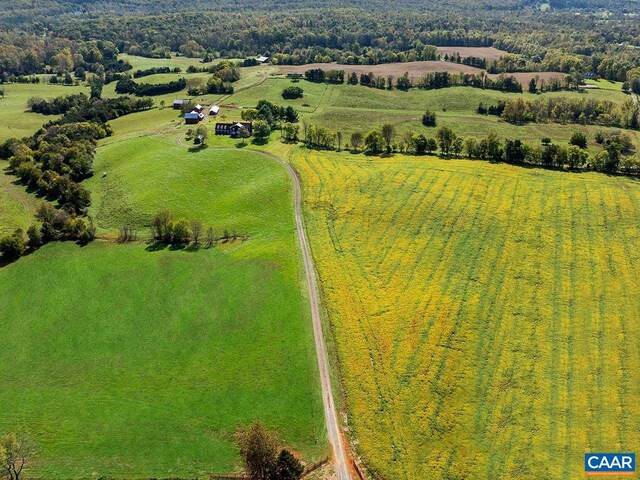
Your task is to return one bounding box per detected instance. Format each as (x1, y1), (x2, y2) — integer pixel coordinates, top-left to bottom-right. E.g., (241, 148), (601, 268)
(293, 150), (640, 480)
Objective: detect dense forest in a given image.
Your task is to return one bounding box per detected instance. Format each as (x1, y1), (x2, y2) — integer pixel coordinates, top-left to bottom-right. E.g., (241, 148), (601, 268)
(0, 1), (639, 83)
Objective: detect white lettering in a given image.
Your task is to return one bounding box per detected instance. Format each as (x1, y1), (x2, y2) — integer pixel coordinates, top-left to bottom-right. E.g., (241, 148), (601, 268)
(588, 456), (600, 469)
(622, 456), (633, 469)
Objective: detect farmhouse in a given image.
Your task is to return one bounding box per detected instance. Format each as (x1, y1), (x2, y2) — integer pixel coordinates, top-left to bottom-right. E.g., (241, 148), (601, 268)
(173, 99), (186, 109)
(185, 111), (204, 124)
(215, 122), (252, 137)
(256, 56), (270, 64)
(193, 104), (203, 113)
(209, 105), (220, 115)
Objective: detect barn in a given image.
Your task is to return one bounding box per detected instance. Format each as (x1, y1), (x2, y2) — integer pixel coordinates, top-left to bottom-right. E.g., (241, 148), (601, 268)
(193, 104), (203, 113)
(173, 99), (186, 109)
(185, 111), (203, 124)
(209, 105), (220, 115)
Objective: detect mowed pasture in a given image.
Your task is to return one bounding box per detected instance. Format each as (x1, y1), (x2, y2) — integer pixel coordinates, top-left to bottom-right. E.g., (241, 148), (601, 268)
(291, 149), (640, 480)
(119, 53), (218, 72)
(0, 169), (42, 235)
(217, 76), (637, 151)
(0, 140), (327, 478)
(0, 82), (87, 143)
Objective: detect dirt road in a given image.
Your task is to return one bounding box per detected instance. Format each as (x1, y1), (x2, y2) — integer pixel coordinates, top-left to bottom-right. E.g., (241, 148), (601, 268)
(251, 151), (352, 480)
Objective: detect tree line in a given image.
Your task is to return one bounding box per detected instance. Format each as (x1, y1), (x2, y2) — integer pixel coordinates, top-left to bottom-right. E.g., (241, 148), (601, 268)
(116, 76), (186, 96)
(302, 68), (524, 93)
(133, 66), (182, 78)
(148, 210), (246, 248)
(480, 97), (640, 130)
(294, 122), (638, 176)
(27, 4), (638, 83)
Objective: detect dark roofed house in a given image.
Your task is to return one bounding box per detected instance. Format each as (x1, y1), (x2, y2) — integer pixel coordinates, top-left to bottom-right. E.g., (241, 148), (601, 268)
(215, 122), (252, 137)
(173, 99), (186, 109)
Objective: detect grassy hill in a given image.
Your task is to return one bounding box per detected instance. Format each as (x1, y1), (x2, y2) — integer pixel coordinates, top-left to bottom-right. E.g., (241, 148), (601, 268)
(225, 76), (639, 152)
(0, 142), (326, 478)
(0, 82), (87, 143)
(291, 149), (640, 480)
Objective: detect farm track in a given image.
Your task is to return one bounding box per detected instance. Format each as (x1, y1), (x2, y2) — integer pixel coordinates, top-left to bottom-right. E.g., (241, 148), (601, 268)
(173, 142), (352, 480)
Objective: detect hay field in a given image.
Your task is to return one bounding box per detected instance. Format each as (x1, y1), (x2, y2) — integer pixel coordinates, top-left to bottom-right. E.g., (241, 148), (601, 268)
(292, 149), (640, 480)
(277, 61), (485, 79)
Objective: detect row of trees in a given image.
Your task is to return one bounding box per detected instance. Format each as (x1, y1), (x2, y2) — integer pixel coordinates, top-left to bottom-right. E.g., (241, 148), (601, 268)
(295, 122), (638, 176)
(2, 122), (110, 214)
(185, 62), (241, 96)
(149, 210), (246, 247)
(188, 76), (235, 95)
(0, 92), (156, 262)
(28, 93), (154, 125)
(133, 66), (182, 78)
(116, 76), (186, 96)
(185, 61), (241, 82)
(301, 69), (524, 93)
(483, 97), (640, 129)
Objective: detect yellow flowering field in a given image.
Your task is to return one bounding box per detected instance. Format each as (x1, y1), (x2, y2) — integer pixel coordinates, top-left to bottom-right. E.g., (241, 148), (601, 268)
(291, 149), (640, 480)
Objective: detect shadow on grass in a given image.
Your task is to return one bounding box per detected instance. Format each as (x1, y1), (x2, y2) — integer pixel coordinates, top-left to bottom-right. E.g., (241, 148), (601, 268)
(145, 241), (167, 252)
(0, 255), (19, 268)
(145, 240), (201, 252)
(188, 144), (209, 153)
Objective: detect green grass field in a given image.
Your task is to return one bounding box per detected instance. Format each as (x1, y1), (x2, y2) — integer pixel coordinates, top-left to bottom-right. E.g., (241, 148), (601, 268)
(2, 57), (640, 480)
(292, 149), (640, 480)
(0, 168), (42, 235)
(0, 139), (327, 478)
(0, 83), (87, 143)
(119, 53), (216, 72)
(223, 78), (639, 150)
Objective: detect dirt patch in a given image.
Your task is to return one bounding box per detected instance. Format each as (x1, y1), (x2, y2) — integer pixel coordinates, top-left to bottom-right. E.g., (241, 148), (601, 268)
(278, 61), (566, 86)
(278, 61), (484, 80)
(494, 71), (566, 85)
(436, 46), (508, 60)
